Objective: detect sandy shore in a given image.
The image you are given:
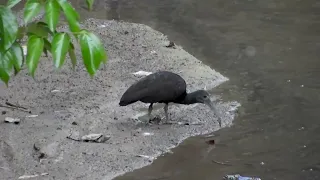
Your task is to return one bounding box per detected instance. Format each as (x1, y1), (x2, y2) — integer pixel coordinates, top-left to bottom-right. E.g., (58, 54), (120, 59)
(0, 14), (239, 180)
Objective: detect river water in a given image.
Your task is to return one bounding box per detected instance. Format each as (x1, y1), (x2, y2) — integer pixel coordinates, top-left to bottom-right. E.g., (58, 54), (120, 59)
(7, 0), (320, 179)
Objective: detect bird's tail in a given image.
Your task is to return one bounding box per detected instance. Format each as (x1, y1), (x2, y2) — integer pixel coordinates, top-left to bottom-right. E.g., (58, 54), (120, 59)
(119, 101), (130, 106)
(119, 99), (138, 106)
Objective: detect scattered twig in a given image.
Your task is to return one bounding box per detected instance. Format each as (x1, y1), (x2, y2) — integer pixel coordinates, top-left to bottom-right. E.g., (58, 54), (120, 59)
(162, 121), (203, 126)
(5, 101), (28, 110)
(66, 133), (110, 143)
(18, 173), (49, 179)
(0, 102), (31, 113)
(212, 159), (232, 166)
(66, 135), (81, 142)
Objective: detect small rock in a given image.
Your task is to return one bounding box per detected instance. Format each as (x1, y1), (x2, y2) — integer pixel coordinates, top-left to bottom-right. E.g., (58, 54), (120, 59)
(136, 154), (156, 161)
(142, 132), (154, 136)
(71, 121), (78, 125)
(51, 89), (61, 93)
(1, 111), (6, 115)
(26, 115), (38, 118)
(165, 41), (176, 48)
(81, 134), (111, 143)
(132, 71), (152, 77)
(4, 117), (20, 124)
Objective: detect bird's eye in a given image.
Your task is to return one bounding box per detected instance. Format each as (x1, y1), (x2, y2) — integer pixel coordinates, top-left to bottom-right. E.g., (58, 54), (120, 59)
(203, 95), (207, 98)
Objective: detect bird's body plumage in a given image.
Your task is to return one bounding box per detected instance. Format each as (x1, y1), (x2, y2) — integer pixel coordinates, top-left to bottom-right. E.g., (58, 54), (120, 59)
(119, 71), (222, 126)
(119, 71), (187, 106)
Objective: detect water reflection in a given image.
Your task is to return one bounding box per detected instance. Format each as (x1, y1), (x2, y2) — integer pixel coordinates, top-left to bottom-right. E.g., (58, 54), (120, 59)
(110, 0), (320, 179)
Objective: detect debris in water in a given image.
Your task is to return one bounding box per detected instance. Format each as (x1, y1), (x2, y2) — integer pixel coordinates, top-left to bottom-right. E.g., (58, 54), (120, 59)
(206, 139), (215, 145)
(212, 159), (232, 166)
(244, 46), (256, 57)
(67, 133), (111, 143)
(223, 174), (261, 180)
(4, 117), (20, 124)
(300, 85), (304, 87)
(132, 71), (152, 77)
(18, 173), (49, 179)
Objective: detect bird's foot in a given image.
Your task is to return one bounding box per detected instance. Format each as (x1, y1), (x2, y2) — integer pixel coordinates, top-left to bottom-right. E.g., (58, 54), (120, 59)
(217, 117), (222, 128)
(148, 116), (162, 124)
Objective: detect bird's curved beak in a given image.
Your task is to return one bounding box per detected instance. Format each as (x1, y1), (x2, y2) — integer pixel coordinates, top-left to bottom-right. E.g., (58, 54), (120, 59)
(204, 99), (215, 111)
(204, 99), (222, 127)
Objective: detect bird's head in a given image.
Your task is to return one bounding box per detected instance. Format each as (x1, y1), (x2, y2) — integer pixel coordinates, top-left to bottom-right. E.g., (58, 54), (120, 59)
(192, 90), (213, 106)
(194, 89), (216, 110)
(193, 90), (222, 127)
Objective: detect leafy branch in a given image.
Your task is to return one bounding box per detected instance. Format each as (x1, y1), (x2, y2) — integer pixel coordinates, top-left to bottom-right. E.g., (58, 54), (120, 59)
(0, 0), (106, 86)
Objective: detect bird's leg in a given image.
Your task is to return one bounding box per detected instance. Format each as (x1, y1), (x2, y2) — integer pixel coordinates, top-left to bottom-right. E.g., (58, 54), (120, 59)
(164, 103), (169, 123)
(148, 103), (153, 122)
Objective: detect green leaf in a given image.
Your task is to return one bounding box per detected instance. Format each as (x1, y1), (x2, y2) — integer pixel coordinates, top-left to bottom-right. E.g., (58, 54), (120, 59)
(26, 22), (52, 38)
(57, 0), (80, 33)
(51, 32), (70, 68)
(7, 0), (22, 9)
(45, 0), (60, 32)
(24, 0), (42, 24)
(0, 52), (13, 85)
(79, 30), (107, 76)
(0, 6), (18, 51)
(86, 0), (94, 11)
(68, 42), (77, 69)
(26, 35), (44, 77)
(4, 42), (24, 75)
(0, 68), (10, 86)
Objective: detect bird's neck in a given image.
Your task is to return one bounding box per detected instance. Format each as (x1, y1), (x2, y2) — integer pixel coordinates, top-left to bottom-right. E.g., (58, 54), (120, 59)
(178, 92), (197, 105)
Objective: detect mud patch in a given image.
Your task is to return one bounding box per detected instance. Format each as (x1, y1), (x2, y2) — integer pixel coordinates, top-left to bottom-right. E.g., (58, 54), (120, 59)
(0, 17), (240, 180)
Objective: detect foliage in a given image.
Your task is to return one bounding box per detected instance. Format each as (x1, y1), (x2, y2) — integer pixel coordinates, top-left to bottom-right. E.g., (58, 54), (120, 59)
(0, 0), (107, 86)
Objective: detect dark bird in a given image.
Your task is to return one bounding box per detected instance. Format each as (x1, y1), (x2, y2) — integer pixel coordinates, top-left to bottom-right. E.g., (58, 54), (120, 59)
(119, 71), (222, 126)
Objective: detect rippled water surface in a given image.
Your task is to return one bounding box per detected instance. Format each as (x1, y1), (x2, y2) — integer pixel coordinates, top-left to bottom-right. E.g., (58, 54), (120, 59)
(7, 0), (320, 179)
